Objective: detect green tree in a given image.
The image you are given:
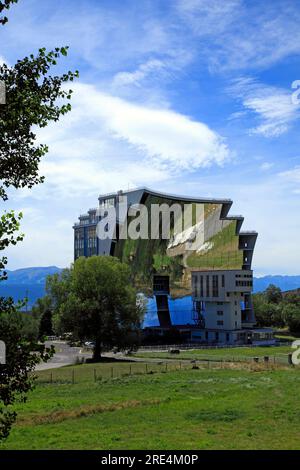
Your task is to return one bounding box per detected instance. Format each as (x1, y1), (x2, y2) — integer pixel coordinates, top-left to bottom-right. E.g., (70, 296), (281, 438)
(0, 297), (52, 439)
(0, 0), (18, 25)
(282, 303), (300, 333)
(253, 293), (284, 327)
(265, 284), (283, 304)
(49, 256), (144, 361)
(0, 2), (78, 439)
(32, 296), (54, 338)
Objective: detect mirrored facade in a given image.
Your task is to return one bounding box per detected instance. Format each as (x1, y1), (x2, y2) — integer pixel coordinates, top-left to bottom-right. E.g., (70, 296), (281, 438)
(73, 188), (258, 331)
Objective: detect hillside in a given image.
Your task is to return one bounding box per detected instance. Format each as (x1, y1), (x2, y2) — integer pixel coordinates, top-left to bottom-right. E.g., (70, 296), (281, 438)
(253, 275), (300, 292)
(0, 266), (62, 309)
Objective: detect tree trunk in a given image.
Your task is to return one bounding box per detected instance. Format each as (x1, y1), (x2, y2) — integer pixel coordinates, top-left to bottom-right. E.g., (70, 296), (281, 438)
(93, 337), (102, 362)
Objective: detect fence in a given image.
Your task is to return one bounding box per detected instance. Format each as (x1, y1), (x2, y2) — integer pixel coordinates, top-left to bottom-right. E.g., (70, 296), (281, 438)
(34, 355), (293, 385)
(138, 342), (291, 351)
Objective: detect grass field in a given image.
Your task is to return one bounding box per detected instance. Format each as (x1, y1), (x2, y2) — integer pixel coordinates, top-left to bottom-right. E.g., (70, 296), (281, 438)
(1, 360), (300, 450)
(133, 345), (291, 363)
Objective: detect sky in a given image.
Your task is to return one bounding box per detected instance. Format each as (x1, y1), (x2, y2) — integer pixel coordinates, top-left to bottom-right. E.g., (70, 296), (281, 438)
(0, 0), (300, 276)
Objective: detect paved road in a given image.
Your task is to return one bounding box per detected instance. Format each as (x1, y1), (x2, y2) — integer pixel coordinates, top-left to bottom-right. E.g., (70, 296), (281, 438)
(36, 343), (183, 371)
(36, 341), (92, 371)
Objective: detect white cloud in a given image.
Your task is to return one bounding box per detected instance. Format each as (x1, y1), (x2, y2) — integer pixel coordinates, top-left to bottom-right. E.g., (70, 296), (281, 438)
(176, 0), (300, 71)
(260, 162), (274, 171)
(69, 83), (229, 170)
(229, 77), (300, 137)
(279, 166), (300, 186)
(112, 59), (167, 88)
(34, 81), (230, 199)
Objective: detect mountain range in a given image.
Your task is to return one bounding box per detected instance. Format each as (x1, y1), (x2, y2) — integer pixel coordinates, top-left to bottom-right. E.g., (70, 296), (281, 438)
(0, 266), (299, 309)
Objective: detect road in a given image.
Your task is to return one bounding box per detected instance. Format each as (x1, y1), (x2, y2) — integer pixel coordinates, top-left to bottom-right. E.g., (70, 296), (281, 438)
(36, 341), (92, 370)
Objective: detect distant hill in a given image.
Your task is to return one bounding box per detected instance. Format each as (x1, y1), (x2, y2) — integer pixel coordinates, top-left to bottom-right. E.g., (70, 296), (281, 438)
(0, 266), (62, 309)
(0, 267), (299, 308)
(253, 275), (300, 293)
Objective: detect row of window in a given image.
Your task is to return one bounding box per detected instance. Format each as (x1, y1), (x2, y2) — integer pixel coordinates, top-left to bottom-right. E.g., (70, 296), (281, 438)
(99, 197), (115, 209)
(193, 274), (225, 298)
(236, 280), (253, 287)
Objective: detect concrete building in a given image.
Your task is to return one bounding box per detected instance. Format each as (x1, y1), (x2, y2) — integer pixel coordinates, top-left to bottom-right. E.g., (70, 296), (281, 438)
(73, 187), (274, 345)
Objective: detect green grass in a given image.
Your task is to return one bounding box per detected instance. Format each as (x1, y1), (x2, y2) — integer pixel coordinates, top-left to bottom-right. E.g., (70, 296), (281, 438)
(133, 345), (291, 363)
(1, 361), (300, 450)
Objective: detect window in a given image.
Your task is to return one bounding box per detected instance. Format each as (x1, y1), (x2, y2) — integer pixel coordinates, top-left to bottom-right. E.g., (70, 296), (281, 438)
(206, 275), (210, 297)
(100, 197), (115, 209)
(200, 275), (204, 297)
(217, 310), (223, 316)
(217, 301), (223, 305)
(217, 320), (223, 326)
(212, 275), (219, 297)
(205, 331), (208, 340)
(222, 274), (225, 288)
(226, 333), (230, 342)
(235, 321), (238, 328)
(192, 275), (198, 297)
(215, 332), (219, 340)
(235, 311), (238, 315)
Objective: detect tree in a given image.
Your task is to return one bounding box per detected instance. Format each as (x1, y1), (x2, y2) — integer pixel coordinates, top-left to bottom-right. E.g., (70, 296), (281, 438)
(32, 296), (54, 338)
(252, 293), (285, 327)
(48, 256), (144, 361)
(0, 1), (78, 439)
(265, 284), (282, 304)
(282, 303), (300, 333)
(0, 0), (18, 25)
(0, 298), (53, 439)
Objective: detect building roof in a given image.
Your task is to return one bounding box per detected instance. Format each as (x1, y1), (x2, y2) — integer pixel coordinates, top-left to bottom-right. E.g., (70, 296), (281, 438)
(98, 186), (233, 205)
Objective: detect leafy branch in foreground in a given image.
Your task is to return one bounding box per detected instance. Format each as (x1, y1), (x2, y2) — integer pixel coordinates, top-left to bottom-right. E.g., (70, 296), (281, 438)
(0, 47), (79, 201)
(0, 41), (78, 438)
(0, 297), (54, 439)
(0, 0), (18, 25)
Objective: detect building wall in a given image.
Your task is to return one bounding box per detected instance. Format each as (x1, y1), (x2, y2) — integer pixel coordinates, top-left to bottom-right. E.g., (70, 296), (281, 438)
(73, 189), (258, 332)
(192, 270), (254, 332)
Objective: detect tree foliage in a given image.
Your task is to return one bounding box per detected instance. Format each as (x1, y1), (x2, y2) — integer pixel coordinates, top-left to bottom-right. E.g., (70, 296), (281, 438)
(32, 296), (54, 338)
(47, 256), (144, 360)
(0, 0), (18, 25)
(0, 0), (78, 440)
(253, 285), (300, 332)
(0, 297), (53, 439)
(265, 284), (283, 304)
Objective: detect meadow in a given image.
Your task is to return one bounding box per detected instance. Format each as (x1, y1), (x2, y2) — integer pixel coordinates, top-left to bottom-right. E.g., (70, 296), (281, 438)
(1, 357), (300, 450)
(133, 345), (291, 363)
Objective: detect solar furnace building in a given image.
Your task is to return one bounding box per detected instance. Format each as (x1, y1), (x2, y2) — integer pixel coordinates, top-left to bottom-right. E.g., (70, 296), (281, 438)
(73, 188), (274, 345)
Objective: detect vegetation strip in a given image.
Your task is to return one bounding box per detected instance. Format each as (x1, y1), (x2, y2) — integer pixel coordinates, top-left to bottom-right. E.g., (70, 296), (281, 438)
(17, 398), (165, 426)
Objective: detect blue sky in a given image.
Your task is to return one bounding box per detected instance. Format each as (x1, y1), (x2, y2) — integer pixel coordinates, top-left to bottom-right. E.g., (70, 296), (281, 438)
(1, 0), (300, 275)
